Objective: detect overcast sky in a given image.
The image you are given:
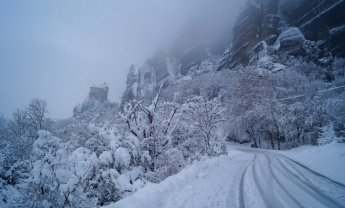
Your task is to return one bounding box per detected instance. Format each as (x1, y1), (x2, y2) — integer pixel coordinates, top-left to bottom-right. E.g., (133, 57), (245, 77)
(0, 0), (244, 119)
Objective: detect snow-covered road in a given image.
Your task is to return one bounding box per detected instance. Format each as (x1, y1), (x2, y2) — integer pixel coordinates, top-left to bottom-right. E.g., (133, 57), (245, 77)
(105, 146), (345, 208)
(237, 147), (345, 208)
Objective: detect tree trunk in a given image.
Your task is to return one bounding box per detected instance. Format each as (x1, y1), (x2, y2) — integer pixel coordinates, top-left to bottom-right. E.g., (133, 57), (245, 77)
(277, 140), (281, 150)
(269, 132), (275, 149)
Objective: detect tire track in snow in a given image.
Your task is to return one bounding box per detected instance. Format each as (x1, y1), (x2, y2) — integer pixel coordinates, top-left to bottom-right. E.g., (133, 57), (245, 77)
(281, 157), (345, 202)
(272, 156), (345, 208)
(239, 155), (257, 208)
(251, 155), (284, 208)
(280, 154), (345, 189)
(264, 155), (303, 208)
(234, 147), (345, 208)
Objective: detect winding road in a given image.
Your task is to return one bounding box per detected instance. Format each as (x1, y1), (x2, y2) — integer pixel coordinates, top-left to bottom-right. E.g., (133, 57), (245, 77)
(237, 147), (345, 208)
(106, 146), (345, 208)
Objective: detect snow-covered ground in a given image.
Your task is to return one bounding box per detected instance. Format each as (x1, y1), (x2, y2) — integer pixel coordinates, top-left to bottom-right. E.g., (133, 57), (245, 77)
(104, 149), (254, 208)
(104, 143), (345, 208)
(281, 142), (345, 184)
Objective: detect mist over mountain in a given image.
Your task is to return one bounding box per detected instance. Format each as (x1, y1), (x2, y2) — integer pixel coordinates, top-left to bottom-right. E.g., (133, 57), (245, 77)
(0, 0), (243, 119)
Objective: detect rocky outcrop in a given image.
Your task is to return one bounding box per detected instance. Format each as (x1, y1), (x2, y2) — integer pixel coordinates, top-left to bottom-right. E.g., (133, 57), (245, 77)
(281, 0), (345, 57)
(220, 0), (345, 69)
(121, 47), (218, 105)
(122, 0), (345, 105)
(73, 83), (115, 116)
(121, 56), (171, 106)
(274, 27), (306, 55)
(88, 83), (109, 102)
(218, 0), (281, 69)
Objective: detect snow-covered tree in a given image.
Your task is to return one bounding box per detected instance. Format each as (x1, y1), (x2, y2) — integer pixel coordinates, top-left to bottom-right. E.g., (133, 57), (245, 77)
(122, 85), (183, 172)
(317, 123), (341, 145)
(185, 96), (225, 155)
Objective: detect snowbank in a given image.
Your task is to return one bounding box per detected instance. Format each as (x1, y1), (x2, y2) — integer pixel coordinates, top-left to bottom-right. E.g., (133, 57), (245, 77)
(281, 142), (345, 184)
(103, 150), (253, 208)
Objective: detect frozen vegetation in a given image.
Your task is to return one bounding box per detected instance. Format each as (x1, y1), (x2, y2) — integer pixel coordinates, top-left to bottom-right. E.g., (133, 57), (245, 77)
(1, 0), (345, 207)
(105, 142), (345, 208)
(1, 51), (344, 207)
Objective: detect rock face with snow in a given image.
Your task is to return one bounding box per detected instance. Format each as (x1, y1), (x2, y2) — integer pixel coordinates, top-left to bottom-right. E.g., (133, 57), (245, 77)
(221, 0), (281, 68)
(274, 27), (306, 55)
(220, 0), (345, 68)
(122, 0), (345, 104)
(280, 0), (345, 56)
(121, 48), (220, 105)
(89, 83), (109, 102)
(121, 55), (172, 106)
(120, 17), (233, 105)
(73, 83), (118, 116)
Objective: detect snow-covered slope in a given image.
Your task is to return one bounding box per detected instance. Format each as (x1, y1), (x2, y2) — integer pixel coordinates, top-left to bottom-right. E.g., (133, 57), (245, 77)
(104, 149), (253, 208)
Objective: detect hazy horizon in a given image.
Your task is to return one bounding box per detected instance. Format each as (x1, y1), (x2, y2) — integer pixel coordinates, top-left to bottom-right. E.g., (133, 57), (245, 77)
(0, 0), (244, 119)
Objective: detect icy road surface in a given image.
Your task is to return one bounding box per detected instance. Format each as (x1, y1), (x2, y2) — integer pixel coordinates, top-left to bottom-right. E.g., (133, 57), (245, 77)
(105, 147), (345, 208)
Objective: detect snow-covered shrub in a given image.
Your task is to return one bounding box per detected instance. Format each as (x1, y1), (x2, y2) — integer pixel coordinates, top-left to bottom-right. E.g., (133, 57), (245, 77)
(114, 147), (131, 171)
(155, 148), (185, 179)
(31, 130), (65, 207)
(32, 130), (62, 157)
(121, 86), (185, 172)
(99, 151), (114, 166)
(318, 123), (342, 145)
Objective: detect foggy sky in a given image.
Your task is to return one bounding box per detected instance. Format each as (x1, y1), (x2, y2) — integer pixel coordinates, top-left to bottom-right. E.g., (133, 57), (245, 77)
(0, 0), (244, 119)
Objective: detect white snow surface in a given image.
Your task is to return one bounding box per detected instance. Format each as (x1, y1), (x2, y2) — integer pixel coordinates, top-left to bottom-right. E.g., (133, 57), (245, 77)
(99, 150), (114, 165)
(281, 142), (345, 184)
(104, 149), (252, 208)
(115, 147), (131, 169)
(104, 143), (345, 208)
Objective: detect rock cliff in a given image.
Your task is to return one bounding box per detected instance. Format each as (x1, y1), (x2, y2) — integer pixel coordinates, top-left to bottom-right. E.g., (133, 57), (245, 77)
(73, 83), (118, 116)
(122, 0), (345, 105)
(88, 83), (109, 102)
(220, 0), (345, 69)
